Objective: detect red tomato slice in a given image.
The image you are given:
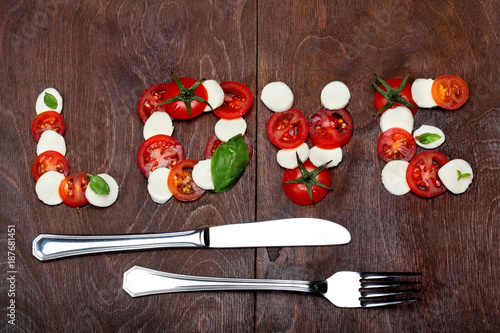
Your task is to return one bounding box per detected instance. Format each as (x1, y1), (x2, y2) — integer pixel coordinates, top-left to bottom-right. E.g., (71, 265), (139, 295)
(213, 81), (253, 119)
(32, 151), (70, 181)
(377, 128), (417, 162)
(167, 159), (205, 201)
(59, 172), (90, 208)
(374, 78), (418, 115)
(163, 77), (208, 119)
(431, 75), (469, 110)
(282, 160), (331, 205)
(137, 134), (185, 177)
(204, 134), (253, 161)
(308, 108), (353, 149)
(406, 151), (450, 198)
(137, 83), (169, 123)
(31, 111), (65, 141)
(266, 108), (308, 149)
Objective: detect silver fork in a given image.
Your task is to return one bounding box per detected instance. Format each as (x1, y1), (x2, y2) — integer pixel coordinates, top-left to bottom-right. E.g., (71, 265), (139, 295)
(123, 266), (422, 308)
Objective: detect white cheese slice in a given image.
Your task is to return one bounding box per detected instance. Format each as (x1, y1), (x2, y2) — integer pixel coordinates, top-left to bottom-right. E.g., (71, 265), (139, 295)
(85, 173), (119, 207)
(379, 106), (414, 133)
(320, 81), (350, 110)
(36, 88), (63, 114)
(381, 160), (411, 196)
(309, 146), (342, 168)
(202, 80), (225, 112)
(35, 171), (65, 205)
(147, 167), (173, 204)
(143, 111), (174, 140)
(260, 82), (294, 112)
(276, 143), (309, 169)
(437, 159), (473, 194)
(214, 117), (247, 142)
(411, 78), (438, 108)
(192, 159), (214, 190)
(36, 130), (66, 156)
(413, 125), (445, 149)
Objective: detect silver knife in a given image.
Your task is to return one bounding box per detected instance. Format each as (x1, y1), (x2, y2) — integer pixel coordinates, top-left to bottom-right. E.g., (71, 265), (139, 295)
(32, 218), (350, 261)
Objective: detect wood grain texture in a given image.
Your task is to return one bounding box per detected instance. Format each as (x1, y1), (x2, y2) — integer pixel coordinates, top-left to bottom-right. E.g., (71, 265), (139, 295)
(0, 0), (498, 332)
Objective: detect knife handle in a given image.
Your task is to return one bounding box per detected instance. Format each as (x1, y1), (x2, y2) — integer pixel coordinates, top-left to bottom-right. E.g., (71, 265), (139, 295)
(32, 229), (207, 261)
(123, 266), (314, 298)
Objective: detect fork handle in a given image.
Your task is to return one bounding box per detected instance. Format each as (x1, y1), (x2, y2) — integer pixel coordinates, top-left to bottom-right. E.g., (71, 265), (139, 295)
(123, 266), (319, 297)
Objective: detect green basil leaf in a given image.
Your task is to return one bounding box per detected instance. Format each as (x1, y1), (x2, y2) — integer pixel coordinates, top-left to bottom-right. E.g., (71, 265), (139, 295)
(44, 92), (58, 109)
(457, 170), (471, 180)
(415, 133), (441, 144)
(211, 134), (249, 193)
(87, 173), (110, 195)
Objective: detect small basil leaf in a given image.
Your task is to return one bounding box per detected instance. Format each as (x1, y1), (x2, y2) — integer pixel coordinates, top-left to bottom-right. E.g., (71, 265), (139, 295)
(44, 92), (58, 109)
(211, 134), (249, 193)
(457, 170), (471, 180)
(87, 173), (110, 195)
(415, 133), (441, 144)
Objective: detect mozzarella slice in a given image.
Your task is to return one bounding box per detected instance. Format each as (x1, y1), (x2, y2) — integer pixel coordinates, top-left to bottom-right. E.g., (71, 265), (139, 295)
(147, 168), (173, 204)
(36, 130), (66, 156)
(202, 80), (225, 112)
(276, 143), (309, 169)
(260, 82), (294, 112)
(143, 111), (174, 140)
(411, 78), (438, 108)
(413, 125), (445, 149)
(381, 160), (411, 196)
(85, 173), (119, 207)
(309, 146), (342, 168)
(437, 159), (473, 194)
(320, 81), (350, 110)
(36, 88), (63, 114)
(214, 117), (247, 142)
(35, 171), (65, 205)
(379, 106), (414, 133)
(192, 159), (214, 190)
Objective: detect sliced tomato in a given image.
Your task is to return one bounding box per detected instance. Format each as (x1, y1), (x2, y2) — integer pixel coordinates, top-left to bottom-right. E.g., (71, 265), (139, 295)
(406, 150), (450, 198)
(204, 134), (253, 161)
(32, 151), (70, 181)
(374, 78), (418, 115)
(377, 128), (416, 162)
(163, 77), (208, 119)
(308, 108), (353, 149)
(31, 111), (65, 141)
(213, 81), (253, 119)
(167, 159), (205, 201)
(431, 75), (469, 110)
(282, 160), (331, 205)
(137, 134), (185, 177)
(266, 108), (308, 149)
(59, 172), (90, 208)
(138, 83), (169, 123)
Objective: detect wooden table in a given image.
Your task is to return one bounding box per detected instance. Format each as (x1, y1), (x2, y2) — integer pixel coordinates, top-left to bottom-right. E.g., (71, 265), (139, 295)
(1, 0), (498, 331)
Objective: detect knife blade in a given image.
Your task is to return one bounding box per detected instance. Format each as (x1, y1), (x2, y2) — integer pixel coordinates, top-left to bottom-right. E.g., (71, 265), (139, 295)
(32, 218), (350, 261)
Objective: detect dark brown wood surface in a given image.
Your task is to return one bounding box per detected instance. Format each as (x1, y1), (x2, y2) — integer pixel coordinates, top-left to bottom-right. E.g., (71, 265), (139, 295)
(1, 0), (498, 331)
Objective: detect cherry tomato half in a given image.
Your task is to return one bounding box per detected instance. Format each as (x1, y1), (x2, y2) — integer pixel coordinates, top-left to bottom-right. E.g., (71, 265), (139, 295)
(138, 83), (169, 123)
(406, 150), (450, 198)
(31, 111), (65, 141)
(163, 77), (208, 119)
(308, 108), (353, 149)
(374, 78), (418, 115)
(283, 160), (331, 205)
(266, 108), (308, 149)
(59, 172), (90, 208)
(137, 134), (185, 177)
(431, 75), (469, 110)
(167, 159), (205, 201)
(204, 134), (253, 161)
(213, 81), (253, 119)
(32, 150), (70, 181)
(377, 128), (417, 162)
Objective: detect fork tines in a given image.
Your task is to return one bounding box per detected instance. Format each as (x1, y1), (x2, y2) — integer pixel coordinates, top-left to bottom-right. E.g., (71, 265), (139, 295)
(359, 272), (423, 307)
